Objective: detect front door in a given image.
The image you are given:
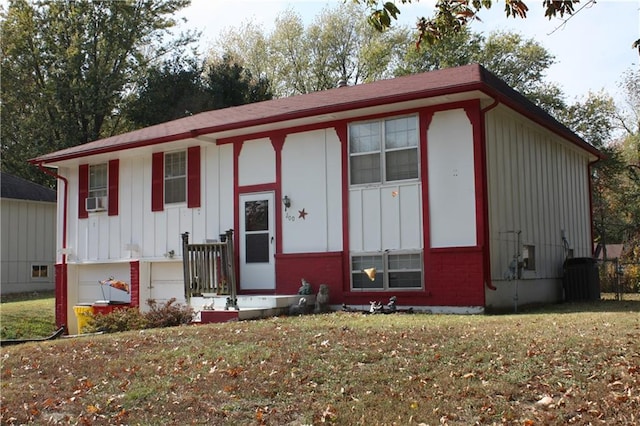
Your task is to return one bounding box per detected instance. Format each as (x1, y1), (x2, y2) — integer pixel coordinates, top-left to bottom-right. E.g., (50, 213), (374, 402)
(239, 192), (275, 290)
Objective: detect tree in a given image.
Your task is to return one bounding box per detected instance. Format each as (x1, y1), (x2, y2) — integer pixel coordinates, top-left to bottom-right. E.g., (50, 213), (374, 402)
(214, 3), (408, 97)
(204, 55), (273, 109)
(1, 0), (194, 185)
(356, 0), (591, 48)
(126, 55), (273, 128)
(396, 29), (565, 114)
(125, 55), (209, 127)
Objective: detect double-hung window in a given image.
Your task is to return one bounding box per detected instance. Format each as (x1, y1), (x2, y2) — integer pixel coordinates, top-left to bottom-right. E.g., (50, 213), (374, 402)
(351, 251), (423, 290)
(349, 115), (419, 185)
(164, 151), (186, 204)
(88, 164), (107, 199)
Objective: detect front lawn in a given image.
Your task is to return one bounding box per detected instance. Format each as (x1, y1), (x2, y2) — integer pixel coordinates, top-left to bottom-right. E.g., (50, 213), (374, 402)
(0, 291), (55, 340)
(1, 298), (638, 425)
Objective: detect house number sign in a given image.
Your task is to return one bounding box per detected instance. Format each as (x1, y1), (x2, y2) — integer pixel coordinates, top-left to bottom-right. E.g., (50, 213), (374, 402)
(285, 208), (309, 222)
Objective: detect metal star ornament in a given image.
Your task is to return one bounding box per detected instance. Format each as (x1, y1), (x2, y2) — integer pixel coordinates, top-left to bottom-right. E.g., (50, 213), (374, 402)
(298, 208), (308, 220)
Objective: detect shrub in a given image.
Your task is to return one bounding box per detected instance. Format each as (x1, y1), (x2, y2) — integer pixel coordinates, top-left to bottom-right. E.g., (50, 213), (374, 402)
(85, 298), (194, 333)
(144, 298), (194, 329)
(86, 307), (147, 333)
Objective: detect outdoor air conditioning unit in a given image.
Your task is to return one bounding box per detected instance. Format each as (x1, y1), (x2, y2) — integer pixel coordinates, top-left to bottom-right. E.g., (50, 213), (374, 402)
(86, 196), (107, 212)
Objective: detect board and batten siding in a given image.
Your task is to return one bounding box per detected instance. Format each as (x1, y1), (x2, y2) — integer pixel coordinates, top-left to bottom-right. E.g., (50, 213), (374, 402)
(427, 109), (477, 248)
(484, 105), (593, 307)
(65, 142), (233, 264)
(0, 198), (56, 293)
(281, 129), (343, 253)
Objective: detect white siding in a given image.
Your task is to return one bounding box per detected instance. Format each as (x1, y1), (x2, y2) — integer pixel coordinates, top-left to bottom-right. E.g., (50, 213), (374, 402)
(0, 199), (56, 293)
(427, 108), (477, 248)
(349, 183), (422, 252)
(238, 138), (275, 186)
(149, 261), (186, 306)
(65, 141), (232, 263)
(76, 263), (131, 304)
(281, 129), (343, 253)
(484, 105), (593, 306)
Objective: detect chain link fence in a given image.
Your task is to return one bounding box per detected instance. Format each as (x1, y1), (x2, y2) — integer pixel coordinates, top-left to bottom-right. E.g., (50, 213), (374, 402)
(598, 259), (640, 298)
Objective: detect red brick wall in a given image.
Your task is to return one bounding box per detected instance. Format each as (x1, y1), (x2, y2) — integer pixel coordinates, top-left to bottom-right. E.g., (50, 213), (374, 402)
(130, 260), (140, 307)
(340, 248), (485, 308)
(425, 248), (485, 306)
(54, 263), (68, 331)
(275, 252), (343, 297)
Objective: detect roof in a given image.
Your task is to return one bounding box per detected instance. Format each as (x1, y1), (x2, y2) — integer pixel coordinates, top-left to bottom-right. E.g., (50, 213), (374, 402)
(31, 63), (602, 164)
(1, 172), (57, 202)
(593, 243), (624, 260)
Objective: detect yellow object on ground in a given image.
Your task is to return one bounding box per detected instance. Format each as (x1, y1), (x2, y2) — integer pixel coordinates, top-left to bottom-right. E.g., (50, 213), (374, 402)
(73, 305), (94, 334)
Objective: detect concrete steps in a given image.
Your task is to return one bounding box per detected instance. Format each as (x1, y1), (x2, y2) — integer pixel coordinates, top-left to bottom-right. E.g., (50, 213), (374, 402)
(190, 294), (315, 323)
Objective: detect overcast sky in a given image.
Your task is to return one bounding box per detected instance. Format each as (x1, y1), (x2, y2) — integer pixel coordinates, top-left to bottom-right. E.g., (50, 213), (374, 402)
(176, 0), (639, 103)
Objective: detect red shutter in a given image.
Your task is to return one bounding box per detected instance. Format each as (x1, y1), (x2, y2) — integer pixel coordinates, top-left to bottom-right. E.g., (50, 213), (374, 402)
(78, 164), (89, 219)
(152, 152), (164, 212)
(108, 159), (119, 216)
(187, 146), (201, 208)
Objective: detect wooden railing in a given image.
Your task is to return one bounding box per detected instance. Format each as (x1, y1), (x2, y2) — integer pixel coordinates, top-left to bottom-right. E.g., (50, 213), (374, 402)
(181, 230), (237, 305)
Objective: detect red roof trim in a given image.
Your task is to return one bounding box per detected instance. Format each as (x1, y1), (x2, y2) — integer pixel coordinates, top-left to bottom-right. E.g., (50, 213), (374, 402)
(30, 64), (601, 164)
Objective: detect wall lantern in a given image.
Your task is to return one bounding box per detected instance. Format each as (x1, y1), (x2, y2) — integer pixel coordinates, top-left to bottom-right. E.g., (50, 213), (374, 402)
(282, 195), (291, 210)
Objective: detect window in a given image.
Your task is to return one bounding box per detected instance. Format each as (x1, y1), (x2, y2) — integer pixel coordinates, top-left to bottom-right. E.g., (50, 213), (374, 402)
(522, 245), (536, 271)
(164, 151), (186, 204)
(351, 251), (423, 290)
(349, 115), (419, 185)
(88, 164), (107, 199)
(31, 265), (49, 279)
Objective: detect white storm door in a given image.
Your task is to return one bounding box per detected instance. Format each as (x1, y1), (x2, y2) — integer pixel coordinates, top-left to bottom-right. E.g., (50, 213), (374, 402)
(239, 192), (275, 290)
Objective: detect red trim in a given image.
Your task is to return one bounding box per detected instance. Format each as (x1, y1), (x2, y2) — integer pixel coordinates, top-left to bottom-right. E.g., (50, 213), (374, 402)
(464, 101), (484, 247)
(187, 146), (201, 208)
(130, 260), (140, 307)
(218, 100), (476, 147)
(419, 109), (435, 252)
(479, 99), (500, 290)
(233, 143), (241, 285)
(33, 68), (602, 165)
(333, 122), (351, 292)
(108, 159), (119, 216)
(54, 263), (68, 331)
(238, 183), (276, 194)
(78, 164), (89, 219)
(151, 152), (164, 212)
(271, 134), (286, 255)
(36, 164), (69, 332)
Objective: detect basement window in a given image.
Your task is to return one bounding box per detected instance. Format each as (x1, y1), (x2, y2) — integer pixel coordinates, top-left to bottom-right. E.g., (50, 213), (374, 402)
(351, 251), (423, 290)
(31, 264), (49, 279)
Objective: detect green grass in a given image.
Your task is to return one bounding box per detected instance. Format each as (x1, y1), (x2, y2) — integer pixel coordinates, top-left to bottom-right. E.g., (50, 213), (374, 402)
(1, 295), (639, 425)
(0, 291), (56, 340)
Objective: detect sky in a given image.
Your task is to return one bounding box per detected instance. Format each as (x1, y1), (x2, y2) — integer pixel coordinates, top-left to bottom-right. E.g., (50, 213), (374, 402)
(175, 0), (640, 104)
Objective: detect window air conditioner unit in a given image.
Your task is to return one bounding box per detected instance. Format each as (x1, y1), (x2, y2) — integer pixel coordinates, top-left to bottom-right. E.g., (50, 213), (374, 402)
(86, 196), (107, 212)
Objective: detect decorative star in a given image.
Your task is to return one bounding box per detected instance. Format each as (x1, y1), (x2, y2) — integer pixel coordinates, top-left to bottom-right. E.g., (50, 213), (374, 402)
(298, 208), (308, 220)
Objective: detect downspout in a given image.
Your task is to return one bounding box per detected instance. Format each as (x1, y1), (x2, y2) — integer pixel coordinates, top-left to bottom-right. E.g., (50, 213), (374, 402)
(36, 162), (69, 329)
(480, 98), (499, 290)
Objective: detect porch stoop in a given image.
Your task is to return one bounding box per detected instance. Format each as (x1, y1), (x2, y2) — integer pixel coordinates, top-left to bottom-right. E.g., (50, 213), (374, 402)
(190, 294), (315, 323)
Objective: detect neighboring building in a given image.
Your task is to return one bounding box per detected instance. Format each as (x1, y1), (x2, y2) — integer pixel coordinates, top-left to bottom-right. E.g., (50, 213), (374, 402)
(1, 172), (57, 294)
(31, 64), (601, 332)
